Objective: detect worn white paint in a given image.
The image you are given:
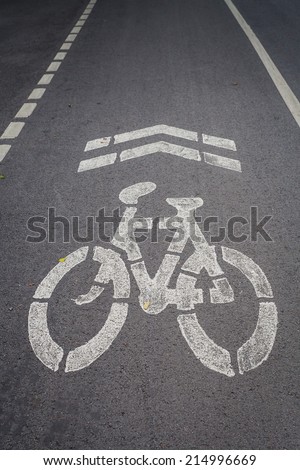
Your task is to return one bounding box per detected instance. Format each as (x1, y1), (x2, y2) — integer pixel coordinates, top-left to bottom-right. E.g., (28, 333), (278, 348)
(54, 52), (67, 60)
(131, 255), (181, 314)
(15, 103), (37, 119)
(222, 247), (273, 298)
(28, 88), (46, 100)
(76, 20), (86, 27)
(65, 34), (77, 42)
(120, 142), (201, 162)
(80, 14), (89, 20)
(224, 0), (300, 128)
(38, 74), (54, 85)
(111, 206), (143, 261)
(0, 144), (11, 162)
(28, 302), (64, 372)
(210, 277), (234, 303)
(0, 122), (25, 139)
(237, 302), (278, 374)
(178, 313), (235, 377)
(33, 247), (88, 299)
(61, 43), (72, 50)
(47, 62), (61, 72)
(203, 152), (241, 172)
(28, 181), (278, 376)
(73, 285), (104, 305)
(93, 247), (131, 298)
(119, 181), (156, 204)
(84, 137), (111, 151)
(78, 153), (117, 172)
(115, 125), (198, 144)
(71, 27), (82, 34)
(65, 302), (128, 373)
(202, 134), (237, 151)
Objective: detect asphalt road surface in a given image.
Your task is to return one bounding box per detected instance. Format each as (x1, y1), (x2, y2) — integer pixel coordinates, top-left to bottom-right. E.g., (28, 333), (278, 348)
(0, 0), (299, 450)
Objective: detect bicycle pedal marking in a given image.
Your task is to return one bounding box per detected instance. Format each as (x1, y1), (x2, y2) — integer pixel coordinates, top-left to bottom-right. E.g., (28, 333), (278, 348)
(77, 124), (241, 173)
(28, 181), (278, 377)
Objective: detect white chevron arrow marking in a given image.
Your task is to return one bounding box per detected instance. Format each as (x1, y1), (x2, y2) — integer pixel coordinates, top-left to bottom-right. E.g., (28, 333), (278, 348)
(114, 124), (198, 144)
(120, 141), (201, 162)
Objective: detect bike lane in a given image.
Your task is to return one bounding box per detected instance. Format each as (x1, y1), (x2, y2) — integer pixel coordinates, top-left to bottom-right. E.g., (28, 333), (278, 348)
(0, 0), (299, 449)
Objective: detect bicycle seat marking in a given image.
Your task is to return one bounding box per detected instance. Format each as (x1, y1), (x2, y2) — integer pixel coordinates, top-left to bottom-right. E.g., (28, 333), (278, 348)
(28, 177), (278, 377)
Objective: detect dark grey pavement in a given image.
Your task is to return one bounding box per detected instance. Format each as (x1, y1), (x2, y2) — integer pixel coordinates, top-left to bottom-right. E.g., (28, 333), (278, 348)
(0, 0), (299, 449)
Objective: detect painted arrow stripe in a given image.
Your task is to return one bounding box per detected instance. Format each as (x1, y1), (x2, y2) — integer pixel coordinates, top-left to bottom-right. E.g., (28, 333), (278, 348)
(78, 153), (117, 172)
(203, 152), (241, 172)
(202, 134), (237, 151)
(120, 141), (201, 162)
(114, 125), (198, 144)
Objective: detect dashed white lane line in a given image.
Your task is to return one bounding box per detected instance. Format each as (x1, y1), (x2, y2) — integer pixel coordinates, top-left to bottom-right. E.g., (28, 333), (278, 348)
(38, 73), (54, 85)
(54, 52), (67, 61)
(60, 43), (73, 51)
(0, 122), (25, 139)
(28, 88), (46, 100)
(71, 27), (82, 34)
(0, 145), (11, 162)
(47, 61), (62, 72)
(224, 0), (300, 128)
(65, 34), (77, 42)
(15, 103), (37, 119)
(202, 134), (237, 151)
(203, 152), (241, 172)
(0, 0), (98, 162)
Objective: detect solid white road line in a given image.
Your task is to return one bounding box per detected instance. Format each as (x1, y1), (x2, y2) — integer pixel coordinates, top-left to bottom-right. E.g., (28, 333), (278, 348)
(115, 124), (198, 144)
(203, 152), (241, 172)
(1, 122), (25, 139)
(120, 141), (201, 162)
(0, 145), (11, 162)
(28, 88), (46, 100)
(47, 62), (61, 72)
(38, 74), (54, 85)
(84, 136), (111, 151)
(202, 134), (237, 151)
(78, 153), (117, 172)
(224, 0), (300, 128)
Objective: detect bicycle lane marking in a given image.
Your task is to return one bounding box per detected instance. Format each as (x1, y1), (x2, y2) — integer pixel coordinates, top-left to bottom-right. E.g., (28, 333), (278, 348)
(27, 174), (278, 377)
(0, 0), (98, 163)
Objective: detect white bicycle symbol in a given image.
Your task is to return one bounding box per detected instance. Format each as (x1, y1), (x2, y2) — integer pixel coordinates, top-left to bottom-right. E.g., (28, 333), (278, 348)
(29, 182), (278, 377)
